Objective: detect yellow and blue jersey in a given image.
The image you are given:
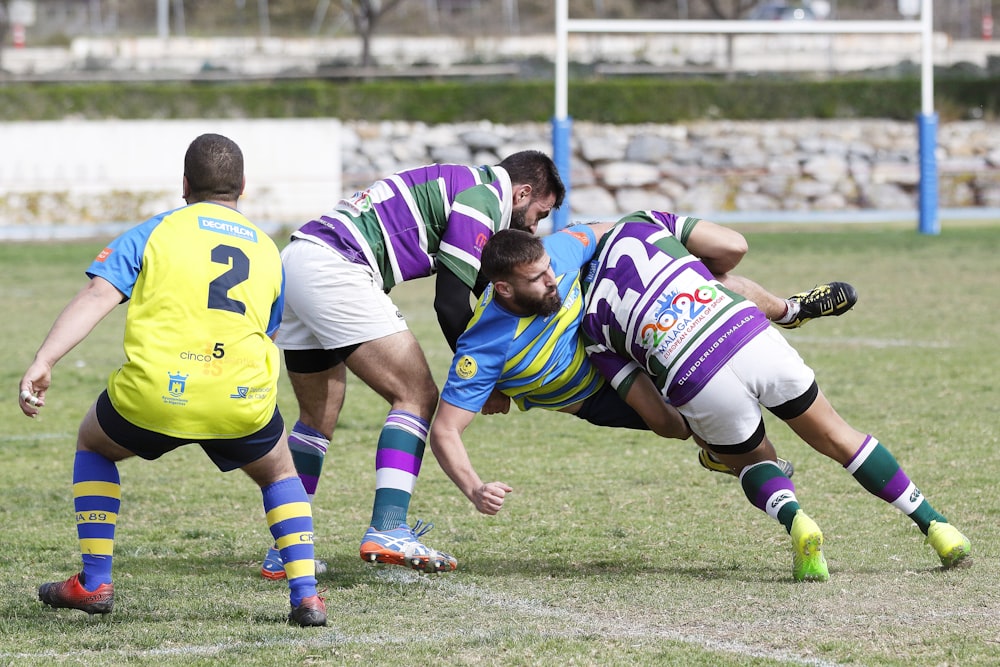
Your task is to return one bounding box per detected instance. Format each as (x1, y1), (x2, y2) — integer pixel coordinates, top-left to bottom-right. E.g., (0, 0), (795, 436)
(87, 202), (285, 439)
(441, 225), (604, 413)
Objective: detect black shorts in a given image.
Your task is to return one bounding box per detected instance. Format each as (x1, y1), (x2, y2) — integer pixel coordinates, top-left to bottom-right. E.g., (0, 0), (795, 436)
(95, 390), (284, 472)
(572, 382), (650, 431)
(283, 346), (359, 373)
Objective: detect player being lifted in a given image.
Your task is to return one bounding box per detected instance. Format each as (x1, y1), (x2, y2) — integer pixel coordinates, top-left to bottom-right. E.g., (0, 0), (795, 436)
(433, 211), (968, 581)
(430, 213), (859, 557)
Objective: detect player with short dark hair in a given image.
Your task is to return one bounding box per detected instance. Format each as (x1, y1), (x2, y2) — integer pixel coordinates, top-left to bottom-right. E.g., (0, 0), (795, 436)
(261, 150), (566, 578)
(430, 218), (806, 515)
(431, 211), (967, 582)
(18, 133), (326, 626)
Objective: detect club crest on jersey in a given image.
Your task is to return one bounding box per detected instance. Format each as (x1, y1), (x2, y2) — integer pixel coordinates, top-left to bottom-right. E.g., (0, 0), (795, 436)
(456, 355), (478, 380)
(343, 189), (373, 214)
(167, 371), (189, 397)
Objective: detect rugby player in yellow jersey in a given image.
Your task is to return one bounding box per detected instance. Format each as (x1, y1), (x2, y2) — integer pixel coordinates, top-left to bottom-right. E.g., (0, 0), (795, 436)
(17, 133), (326, 627)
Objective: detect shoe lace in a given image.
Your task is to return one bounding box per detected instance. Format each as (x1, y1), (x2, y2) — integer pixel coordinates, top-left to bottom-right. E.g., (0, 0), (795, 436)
(411, 519), (434, 539)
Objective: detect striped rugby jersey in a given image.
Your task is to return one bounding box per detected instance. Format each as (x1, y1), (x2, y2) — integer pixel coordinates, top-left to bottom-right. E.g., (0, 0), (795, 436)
(87, 202), (284, 439)
(440, 225), (604, 413)
(581, 211), (771, 407)
(291, 163), (514, 291)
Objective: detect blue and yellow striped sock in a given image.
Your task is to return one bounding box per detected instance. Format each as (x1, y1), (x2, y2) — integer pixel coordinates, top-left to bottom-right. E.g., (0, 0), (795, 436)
(740, 460), (801, 533)
(262, 477), (317, 606)
(73, 450), (120, 590)
(845, 435), (946, 534)
(370, 410), (429, 531)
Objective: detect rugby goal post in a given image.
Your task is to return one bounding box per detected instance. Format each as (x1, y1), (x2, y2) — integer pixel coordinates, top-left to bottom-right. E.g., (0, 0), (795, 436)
(553, 0), (938, 234)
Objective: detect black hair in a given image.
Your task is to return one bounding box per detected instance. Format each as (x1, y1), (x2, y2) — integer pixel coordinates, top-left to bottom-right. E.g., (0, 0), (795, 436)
(184, 133), (244, 203)
(481, 229), (545, 283)
(497, 150), (566, 209)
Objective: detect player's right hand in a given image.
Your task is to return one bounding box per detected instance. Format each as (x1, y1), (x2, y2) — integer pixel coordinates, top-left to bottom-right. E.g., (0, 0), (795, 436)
(18, 385), (45, 417)
(474, 481), (513, 515)
(18, 362), (51, 418)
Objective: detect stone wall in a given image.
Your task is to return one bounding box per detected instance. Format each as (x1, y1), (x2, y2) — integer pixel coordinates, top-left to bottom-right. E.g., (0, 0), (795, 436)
(342, 119), (1000, 219)
(3, 118), (998, 239)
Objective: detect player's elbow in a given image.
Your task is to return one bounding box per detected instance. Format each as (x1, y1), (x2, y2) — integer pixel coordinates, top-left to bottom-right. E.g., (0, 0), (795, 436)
(709, 235), (748, 276)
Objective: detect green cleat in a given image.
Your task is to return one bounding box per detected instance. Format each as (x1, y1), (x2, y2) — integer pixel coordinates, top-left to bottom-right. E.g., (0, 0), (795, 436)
(778, 282), (858, 329)
(925, 521), (971, 569)
(791, 510), (829, 582)
(697, 449), (795, 478)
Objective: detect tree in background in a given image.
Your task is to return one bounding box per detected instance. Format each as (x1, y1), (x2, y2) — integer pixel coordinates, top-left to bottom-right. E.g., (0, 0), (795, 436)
(338, 0), (408, 67)
(0, 1), (9, 71)
(701, 0), (760, 20)
(0, 0), (10, 73)
(0, 1), (7, 72)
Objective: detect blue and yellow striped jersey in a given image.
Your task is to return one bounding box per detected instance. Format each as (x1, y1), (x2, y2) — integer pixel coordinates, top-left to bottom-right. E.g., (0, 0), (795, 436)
(441, 225), (604, 413)
(87, 201), (284, 439)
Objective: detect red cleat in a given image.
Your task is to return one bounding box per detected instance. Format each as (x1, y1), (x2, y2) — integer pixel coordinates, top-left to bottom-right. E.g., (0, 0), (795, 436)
(289, 593), (327, 627)
(38, 573), (114, 615)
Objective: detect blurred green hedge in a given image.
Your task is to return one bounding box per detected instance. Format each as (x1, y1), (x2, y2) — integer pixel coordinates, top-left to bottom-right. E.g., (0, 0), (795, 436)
(0, 76), (996, 123)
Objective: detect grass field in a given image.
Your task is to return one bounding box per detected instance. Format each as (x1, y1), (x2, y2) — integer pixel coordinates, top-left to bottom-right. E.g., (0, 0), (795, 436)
(1, 222), (998, 666)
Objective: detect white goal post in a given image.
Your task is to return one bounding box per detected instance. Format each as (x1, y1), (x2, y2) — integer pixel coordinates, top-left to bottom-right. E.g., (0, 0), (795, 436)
(552, 0), (938, 234)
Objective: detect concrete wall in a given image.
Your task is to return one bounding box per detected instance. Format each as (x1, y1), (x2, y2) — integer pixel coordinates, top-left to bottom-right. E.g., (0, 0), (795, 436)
(3, 33), (999, 78)
(0, 119), (340, 235)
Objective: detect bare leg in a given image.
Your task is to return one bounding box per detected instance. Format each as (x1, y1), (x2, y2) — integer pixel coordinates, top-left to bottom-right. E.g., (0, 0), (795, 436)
(782, 387), (969, 566)
(783, 388), (867, 464)
(717, 273), (788, 321)
(287, 363), (348, 439)
(346, 331), (438, 529)
(347, 331), (455, 571)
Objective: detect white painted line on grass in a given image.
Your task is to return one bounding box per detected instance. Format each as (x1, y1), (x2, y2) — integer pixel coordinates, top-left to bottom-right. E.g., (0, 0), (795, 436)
(0, 568), (853, 665)
(403, 570), (848, 667)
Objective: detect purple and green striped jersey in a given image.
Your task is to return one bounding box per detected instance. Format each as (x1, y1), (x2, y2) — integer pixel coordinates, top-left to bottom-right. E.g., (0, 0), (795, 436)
(581, 211), (770, 407)
(291, 163), (514, 291)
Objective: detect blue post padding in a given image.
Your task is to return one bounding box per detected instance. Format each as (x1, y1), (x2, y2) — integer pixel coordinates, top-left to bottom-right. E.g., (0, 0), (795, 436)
(917, 112), (940, 235)
(551, 116), (573, 232)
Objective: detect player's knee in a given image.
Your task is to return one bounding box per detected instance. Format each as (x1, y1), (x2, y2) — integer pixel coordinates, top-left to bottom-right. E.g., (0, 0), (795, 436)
(418, 383), (440, 417)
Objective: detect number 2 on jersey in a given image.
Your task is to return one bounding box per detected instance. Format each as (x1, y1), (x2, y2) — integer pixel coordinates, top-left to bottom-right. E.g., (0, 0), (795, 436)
(207, 244), (249, 315)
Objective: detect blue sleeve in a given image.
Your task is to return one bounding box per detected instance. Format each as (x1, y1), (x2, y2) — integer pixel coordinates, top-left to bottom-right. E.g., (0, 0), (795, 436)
(543, 224), (599, 274)
(85, 214), (166, 300)
(440, 303), (513, 413)
(266, 265), (285, 338)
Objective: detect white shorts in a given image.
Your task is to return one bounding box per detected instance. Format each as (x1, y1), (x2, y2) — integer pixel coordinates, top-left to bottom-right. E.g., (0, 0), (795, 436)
(275, 239), (408, 350)
(677, 327), (816, 447)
